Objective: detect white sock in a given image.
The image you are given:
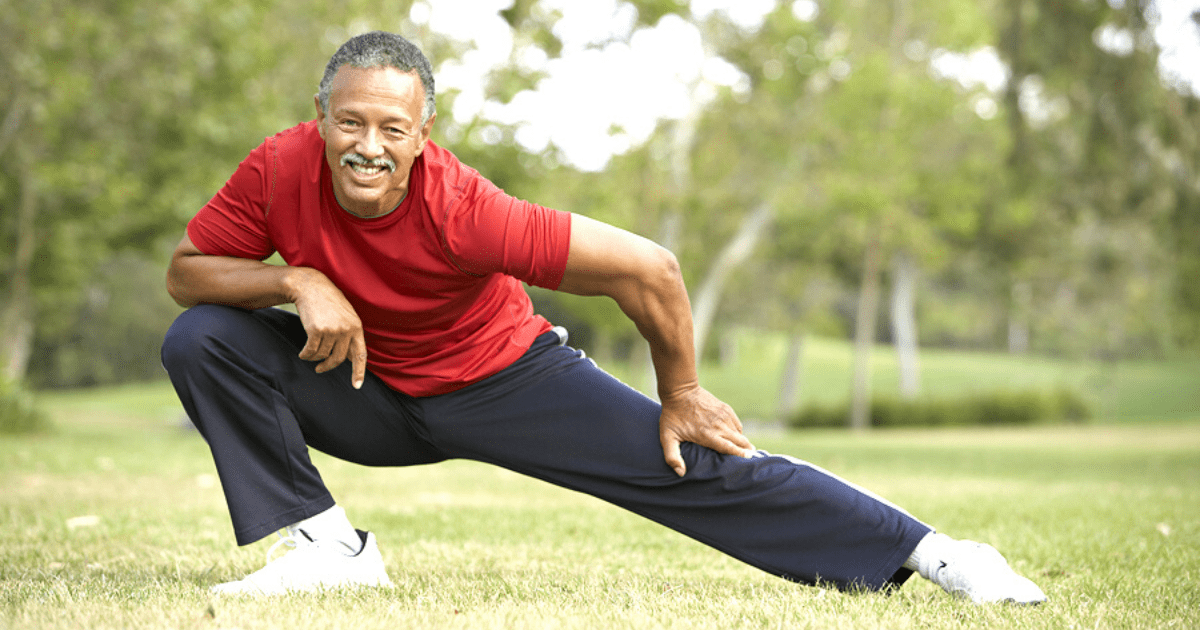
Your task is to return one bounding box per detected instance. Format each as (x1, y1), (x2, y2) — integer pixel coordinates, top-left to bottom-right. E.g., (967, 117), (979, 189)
(903, 532), (956, 579)
(287, 505), (362, 555)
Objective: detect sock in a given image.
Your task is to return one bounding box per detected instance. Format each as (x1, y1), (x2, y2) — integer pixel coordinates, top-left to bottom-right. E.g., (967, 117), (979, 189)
(287, 505), (362, 555)
(903, 531), (956, 579)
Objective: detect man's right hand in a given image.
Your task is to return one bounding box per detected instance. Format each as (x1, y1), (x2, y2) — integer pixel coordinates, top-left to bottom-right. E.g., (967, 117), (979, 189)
(289, 268), (368, 389)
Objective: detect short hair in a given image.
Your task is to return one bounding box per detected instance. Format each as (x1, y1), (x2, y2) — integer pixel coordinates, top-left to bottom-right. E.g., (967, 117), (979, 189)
(317, 31), (436, 125)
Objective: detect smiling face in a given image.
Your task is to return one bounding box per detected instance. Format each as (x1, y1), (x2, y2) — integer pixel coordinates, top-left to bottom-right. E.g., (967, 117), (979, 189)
(316, 65), (436, 218)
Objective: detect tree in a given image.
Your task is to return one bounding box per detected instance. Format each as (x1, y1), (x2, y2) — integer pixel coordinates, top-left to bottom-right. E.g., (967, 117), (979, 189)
(693, 0), (1006, 425)
(2, 0), (322, 385)
(989, 0), (1200, 358)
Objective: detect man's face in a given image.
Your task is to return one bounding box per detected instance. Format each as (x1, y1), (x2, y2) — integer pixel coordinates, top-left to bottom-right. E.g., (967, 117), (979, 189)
(316, 65), (435, 218)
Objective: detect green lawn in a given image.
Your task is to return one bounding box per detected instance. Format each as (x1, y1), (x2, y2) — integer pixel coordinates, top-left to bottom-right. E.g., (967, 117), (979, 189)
(2, 377), (1199, 629)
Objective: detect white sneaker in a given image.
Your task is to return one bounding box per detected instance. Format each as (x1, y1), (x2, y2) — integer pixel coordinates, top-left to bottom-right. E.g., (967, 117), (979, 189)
(211, 530), (393, 595)
(927, 540), (1047, 604)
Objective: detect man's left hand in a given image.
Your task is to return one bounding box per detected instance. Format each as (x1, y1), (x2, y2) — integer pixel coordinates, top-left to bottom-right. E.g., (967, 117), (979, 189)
(659, 385), (756, 477)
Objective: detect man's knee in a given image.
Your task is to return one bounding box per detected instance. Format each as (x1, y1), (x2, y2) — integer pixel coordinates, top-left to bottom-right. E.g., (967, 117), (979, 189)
(161, 304), (248, 373)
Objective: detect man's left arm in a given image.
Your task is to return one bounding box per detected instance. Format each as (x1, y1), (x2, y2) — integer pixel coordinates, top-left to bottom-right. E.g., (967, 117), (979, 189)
(555, 214), (755, 477)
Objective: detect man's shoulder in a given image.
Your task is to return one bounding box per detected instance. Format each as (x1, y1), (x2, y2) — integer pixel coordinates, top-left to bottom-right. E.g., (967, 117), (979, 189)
(246, 120), (323, 194)
(265, 120), (323, 158)
(418, 141), (507, 215)
(419, 141), (484, 190)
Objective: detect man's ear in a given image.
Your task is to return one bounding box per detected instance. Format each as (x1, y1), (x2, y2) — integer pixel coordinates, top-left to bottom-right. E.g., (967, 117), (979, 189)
(414, 112), (437, 157)
(314, 95), (326, 139)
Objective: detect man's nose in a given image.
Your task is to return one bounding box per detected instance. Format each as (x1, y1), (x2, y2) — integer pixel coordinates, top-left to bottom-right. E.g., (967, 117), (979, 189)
(356, 127), (385, 158)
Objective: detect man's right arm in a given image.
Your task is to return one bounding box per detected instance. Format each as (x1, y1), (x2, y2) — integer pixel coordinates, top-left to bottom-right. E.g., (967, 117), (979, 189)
(167, 234), (369, 389)
(167, 234), (303, 310)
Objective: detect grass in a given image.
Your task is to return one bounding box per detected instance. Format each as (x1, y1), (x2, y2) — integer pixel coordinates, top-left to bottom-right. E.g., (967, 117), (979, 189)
(2, 378), (1199, 629)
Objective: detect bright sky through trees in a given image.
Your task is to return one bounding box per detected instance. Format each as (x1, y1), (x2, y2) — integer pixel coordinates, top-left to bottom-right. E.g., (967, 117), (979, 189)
(414, 0), (1197, 171)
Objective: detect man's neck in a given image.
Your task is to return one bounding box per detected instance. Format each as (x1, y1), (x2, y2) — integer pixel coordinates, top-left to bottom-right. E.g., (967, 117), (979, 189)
(336, 191), (407, 219)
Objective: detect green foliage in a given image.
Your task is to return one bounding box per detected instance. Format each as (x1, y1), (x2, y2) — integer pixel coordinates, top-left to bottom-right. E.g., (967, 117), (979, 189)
(499, 0), (563, 57)
(789, 388), (1091, 429)
(0, 376), (50, 434)
(27, 254), (183, 389)
(988, 0), (1200, 357)
(3, 0), (1199, 392)
(626, 0), (691, 27)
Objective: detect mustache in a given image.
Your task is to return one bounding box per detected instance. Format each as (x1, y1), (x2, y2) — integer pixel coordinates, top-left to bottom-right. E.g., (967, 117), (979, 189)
(340, 152), (397, 172)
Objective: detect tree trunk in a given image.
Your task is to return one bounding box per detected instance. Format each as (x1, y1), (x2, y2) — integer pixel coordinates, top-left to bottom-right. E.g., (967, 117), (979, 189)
(850, 226), (883, 431)
(718, 329), (738, 367)
(0, 95), (26, 157)
(890, 252), (920, 398)
(1, 153), (36, 382)
(1007, 280), (1032, 354)
(1002, 0), (1032, 185)
(691, 202), (773, 360)
(775, 333), (805, 423)
(591, 327), (614, 366)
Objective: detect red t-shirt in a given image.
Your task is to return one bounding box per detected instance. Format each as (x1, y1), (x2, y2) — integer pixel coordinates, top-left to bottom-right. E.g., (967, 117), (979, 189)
(187, 120), (572, 397)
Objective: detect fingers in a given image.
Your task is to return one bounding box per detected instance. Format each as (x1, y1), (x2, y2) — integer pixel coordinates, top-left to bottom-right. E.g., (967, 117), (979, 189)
(710, 434), (748, 453)
(298, 328), (368, 390)
(349, 333), (367, 390)
(699, 429), (755, 458)
(314, 338), (348, 374)
(661, 433), (686, 477)
(725, 430), (754, 452)
(297, 333), (329, 363)
(303, 332), (347, 373)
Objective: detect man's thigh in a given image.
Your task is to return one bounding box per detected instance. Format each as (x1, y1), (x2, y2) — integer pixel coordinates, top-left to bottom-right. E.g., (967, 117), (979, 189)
(417, 331), (671, 482)
(164, 304), (445, 468)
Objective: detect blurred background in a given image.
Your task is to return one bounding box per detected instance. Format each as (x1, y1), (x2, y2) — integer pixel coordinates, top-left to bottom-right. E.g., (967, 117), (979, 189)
(2, 0), (1199, 429)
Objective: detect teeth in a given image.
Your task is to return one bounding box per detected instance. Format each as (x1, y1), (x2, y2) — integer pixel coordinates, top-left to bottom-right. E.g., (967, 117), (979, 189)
(351, 164), (383, 175)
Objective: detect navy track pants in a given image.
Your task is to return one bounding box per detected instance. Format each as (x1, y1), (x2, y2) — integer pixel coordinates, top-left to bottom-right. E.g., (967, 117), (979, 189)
(161, 304), (930, 591)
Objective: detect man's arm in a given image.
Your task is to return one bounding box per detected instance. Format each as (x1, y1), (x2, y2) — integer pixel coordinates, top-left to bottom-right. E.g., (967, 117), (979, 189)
(556, 214), (754, 476)
(166, 234), (369, 389)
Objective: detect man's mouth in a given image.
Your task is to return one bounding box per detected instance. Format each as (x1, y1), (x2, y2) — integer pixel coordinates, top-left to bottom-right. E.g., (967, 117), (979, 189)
(351, 163), (386, 176)
(341, 153), (396, 177)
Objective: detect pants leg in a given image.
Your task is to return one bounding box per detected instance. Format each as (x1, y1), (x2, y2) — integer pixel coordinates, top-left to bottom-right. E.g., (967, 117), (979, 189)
(161, 305), (445, 545)
(419, 331), (931, 591)
(163, 306), (927, 589)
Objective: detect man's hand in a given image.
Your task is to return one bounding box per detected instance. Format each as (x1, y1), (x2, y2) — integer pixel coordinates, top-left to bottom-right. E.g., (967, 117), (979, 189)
(290, 268), (368, 389)
(659, 385), (756, 477)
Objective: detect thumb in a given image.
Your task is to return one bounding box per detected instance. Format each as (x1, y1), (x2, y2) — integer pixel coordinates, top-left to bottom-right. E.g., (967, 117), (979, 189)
(661, 435), (686, 477)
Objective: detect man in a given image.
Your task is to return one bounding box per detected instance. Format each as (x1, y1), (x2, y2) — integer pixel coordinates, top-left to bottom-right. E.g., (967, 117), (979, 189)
(162, 31), (1046, 604)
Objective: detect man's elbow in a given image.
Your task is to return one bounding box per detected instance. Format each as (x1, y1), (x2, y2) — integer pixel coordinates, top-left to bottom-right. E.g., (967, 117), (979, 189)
(165, 266), (199, 309)
(166, 285), (198, 309)
(647, 244), (684, 292)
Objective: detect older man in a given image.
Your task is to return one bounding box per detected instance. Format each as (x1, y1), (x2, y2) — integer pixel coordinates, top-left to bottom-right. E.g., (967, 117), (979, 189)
(161, 31), (1045, 604)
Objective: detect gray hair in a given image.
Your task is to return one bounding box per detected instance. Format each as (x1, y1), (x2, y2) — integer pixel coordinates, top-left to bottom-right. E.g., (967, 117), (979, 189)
(317, 31), (436, 125)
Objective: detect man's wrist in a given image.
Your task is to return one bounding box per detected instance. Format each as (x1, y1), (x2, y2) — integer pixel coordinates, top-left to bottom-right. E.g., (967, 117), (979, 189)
(658, 379), (701, 405)
(280, 265), (323, 304)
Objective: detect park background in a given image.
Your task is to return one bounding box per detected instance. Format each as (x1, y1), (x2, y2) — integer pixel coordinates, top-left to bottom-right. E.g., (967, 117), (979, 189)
(2, 0), (1199, 628)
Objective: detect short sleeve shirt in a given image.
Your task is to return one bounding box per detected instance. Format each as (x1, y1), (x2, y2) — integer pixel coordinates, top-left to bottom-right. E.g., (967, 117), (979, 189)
(187, 120), (572, 397)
